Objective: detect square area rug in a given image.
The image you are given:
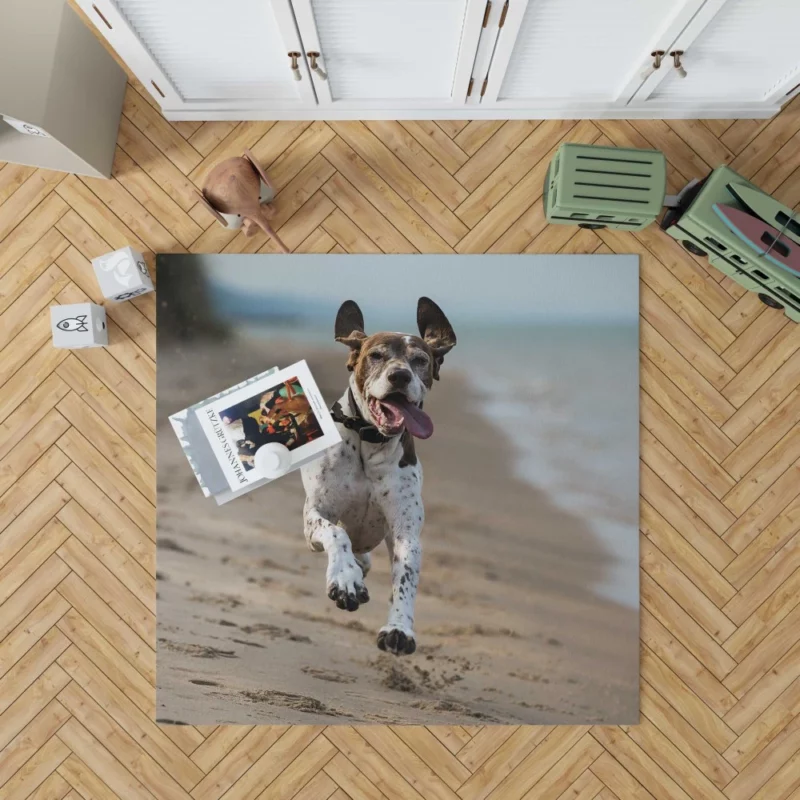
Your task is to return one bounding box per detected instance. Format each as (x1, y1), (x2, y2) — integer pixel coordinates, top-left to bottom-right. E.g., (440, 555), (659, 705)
(156, 254), (639, 726)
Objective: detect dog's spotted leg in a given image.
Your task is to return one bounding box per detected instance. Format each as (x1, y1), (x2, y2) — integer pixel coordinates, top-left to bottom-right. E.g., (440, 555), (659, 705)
(304, 507), (369, 611)
(378, 527), (421, 656)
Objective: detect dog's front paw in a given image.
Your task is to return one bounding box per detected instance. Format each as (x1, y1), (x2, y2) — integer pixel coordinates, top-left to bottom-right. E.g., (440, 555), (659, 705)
(377, 625), (416, 656)
(326, 557), (369, 612)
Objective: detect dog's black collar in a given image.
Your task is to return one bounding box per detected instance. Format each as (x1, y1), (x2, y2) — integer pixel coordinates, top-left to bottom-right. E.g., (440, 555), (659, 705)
(331, 389), (391, 444)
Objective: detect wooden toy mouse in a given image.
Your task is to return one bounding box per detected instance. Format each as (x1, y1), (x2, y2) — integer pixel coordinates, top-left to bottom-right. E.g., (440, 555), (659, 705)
(196, 149), (289, 253)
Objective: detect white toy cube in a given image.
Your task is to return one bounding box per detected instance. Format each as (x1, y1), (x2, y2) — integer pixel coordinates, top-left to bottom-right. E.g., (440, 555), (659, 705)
(91, 246), (154, 302)
(51, 303), (108, 349)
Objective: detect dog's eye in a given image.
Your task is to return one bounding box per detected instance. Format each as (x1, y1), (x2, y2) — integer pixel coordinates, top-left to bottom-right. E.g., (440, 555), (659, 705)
(368, 351), (383, 361)
(411, 355), (428, 367)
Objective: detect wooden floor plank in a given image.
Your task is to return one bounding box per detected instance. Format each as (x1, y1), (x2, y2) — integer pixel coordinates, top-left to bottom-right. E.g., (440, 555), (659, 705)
(55, 397), (154, 504)
(122, 85), (202, 177)
(0, 732), (71, 800)
(400, 121), (469, 175)
(639, 681), (737, 790)
(188, 726), (289, 800)
(0, 446), (70, 537)
(641, 536), (736, 646)
(55, 428), (155, 543)
(0, 228), (68, 317)
(0, 697), (70, 789)
(363, 120), (469, 210)
(0, 371), (69, 469)
(641, 573), (737, 682)
(56, 721), (157, 800)
(111, 148), (202, 249)
(0, 482), (70, 572)
(0, 163), (36, 206)
(56, 681), (193, 800)
(0, 193), (68, 276)
(56, 535), (153, 644)
(641, 501), (736, 609)
(55, 572), (155, 684)
(116, 115), (200, 212)
(323, 134), (457, 251)
(57, 646), (203, 790)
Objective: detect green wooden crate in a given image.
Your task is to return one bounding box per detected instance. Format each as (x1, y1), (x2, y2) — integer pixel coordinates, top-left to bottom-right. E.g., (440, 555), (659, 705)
(661, 165), (800, 322)
(544, 143), (667, 231)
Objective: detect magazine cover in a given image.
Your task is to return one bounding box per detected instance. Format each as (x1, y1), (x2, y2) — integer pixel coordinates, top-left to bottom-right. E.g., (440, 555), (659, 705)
(169, 367), (279, 500)
(194, 360), (340, 493)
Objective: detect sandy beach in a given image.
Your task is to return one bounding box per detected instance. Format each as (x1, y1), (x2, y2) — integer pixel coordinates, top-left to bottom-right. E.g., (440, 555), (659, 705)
(156, 335), (638, 726)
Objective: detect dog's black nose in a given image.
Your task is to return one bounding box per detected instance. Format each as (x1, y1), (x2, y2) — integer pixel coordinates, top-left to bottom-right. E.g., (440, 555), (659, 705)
(388, 369), (412, 387)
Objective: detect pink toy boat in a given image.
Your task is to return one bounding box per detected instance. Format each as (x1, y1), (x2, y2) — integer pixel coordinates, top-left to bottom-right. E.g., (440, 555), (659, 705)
(713, 204), (800, 277)
(727, 183), (800, 246)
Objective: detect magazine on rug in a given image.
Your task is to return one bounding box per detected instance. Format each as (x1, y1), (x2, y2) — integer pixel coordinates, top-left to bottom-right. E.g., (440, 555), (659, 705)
(169, 360), (340, 504)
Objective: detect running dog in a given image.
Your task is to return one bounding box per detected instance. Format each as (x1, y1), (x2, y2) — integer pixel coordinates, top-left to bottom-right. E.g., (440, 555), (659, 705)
(301, 297), (456, 655)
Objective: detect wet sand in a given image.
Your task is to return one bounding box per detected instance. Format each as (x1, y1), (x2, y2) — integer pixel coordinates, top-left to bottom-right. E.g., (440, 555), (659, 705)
(156, 338), (639, 726)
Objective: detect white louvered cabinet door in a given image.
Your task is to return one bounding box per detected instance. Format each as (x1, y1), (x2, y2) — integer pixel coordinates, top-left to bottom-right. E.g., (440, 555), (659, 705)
(635, 0), (800, 107)
(480, 0), (709, 110)
(74, 0), (316, 112)
(289, 0), (486, 107)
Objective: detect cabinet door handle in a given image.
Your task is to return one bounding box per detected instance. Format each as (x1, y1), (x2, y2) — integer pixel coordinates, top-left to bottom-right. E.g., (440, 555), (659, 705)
(670, 50), (687, 79)
(640, 50), (665, 81)
(307, 52), (328, 81)
(288, 52), (302, 81)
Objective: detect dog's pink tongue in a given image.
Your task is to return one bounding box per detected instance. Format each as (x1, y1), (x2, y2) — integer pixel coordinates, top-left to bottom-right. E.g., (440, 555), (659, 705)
(382, 398), (433, 439)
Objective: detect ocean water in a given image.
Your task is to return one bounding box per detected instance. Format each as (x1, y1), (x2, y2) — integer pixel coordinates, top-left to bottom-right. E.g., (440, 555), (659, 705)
(449, 325), (639, 608)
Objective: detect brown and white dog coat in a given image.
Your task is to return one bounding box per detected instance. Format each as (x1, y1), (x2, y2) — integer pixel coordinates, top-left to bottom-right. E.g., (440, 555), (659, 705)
(300, 297), (456, 655)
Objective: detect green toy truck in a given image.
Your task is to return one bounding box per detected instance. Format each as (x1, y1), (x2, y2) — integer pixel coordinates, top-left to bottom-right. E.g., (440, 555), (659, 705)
(544, 142), (800, 322)
(660, 165), (800, 322)
(543, 143), (667, 232)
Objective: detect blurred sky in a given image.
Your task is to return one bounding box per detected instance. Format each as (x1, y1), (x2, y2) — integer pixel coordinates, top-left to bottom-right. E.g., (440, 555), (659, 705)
(187, 254), (639, 326)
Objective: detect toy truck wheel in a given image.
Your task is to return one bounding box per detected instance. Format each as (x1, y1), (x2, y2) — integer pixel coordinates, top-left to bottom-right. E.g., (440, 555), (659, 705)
(578, 223), (606, 230)
(682, 240), (707, 257)
(758, 293), (784, 310)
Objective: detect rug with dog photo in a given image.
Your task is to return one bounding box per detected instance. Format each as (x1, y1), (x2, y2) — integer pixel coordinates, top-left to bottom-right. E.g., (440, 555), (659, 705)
(156, 254), (640, 726)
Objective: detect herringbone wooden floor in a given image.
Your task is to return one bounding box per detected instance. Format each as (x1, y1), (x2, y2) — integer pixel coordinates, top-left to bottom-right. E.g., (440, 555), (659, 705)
(2, 69), (800, 798)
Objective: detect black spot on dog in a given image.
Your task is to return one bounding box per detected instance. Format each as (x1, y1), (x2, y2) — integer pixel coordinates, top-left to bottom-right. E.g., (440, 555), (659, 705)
(189, 679), (218, 686)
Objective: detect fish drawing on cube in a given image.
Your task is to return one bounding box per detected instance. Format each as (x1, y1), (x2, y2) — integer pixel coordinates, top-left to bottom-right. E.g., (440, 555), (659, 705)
(92, 245), (154, 301)
(51, 303), (108, 349)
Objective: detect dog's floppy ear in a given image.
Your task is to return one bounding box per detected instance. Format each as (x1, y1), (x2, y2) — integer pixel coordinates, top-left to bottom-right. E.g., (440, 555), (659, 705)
(335, 300), (367, 371)
(417, 297), (456, 380)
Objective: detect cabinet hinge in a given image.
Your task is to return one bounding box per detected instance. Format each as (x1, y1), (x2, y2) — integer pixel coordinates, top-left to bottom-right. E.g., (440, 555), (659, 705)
(480, 77), (488, 97)
(482, 0), (492, 27)
(499, 0), (509, 27)
(467, 78), (474, 97)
